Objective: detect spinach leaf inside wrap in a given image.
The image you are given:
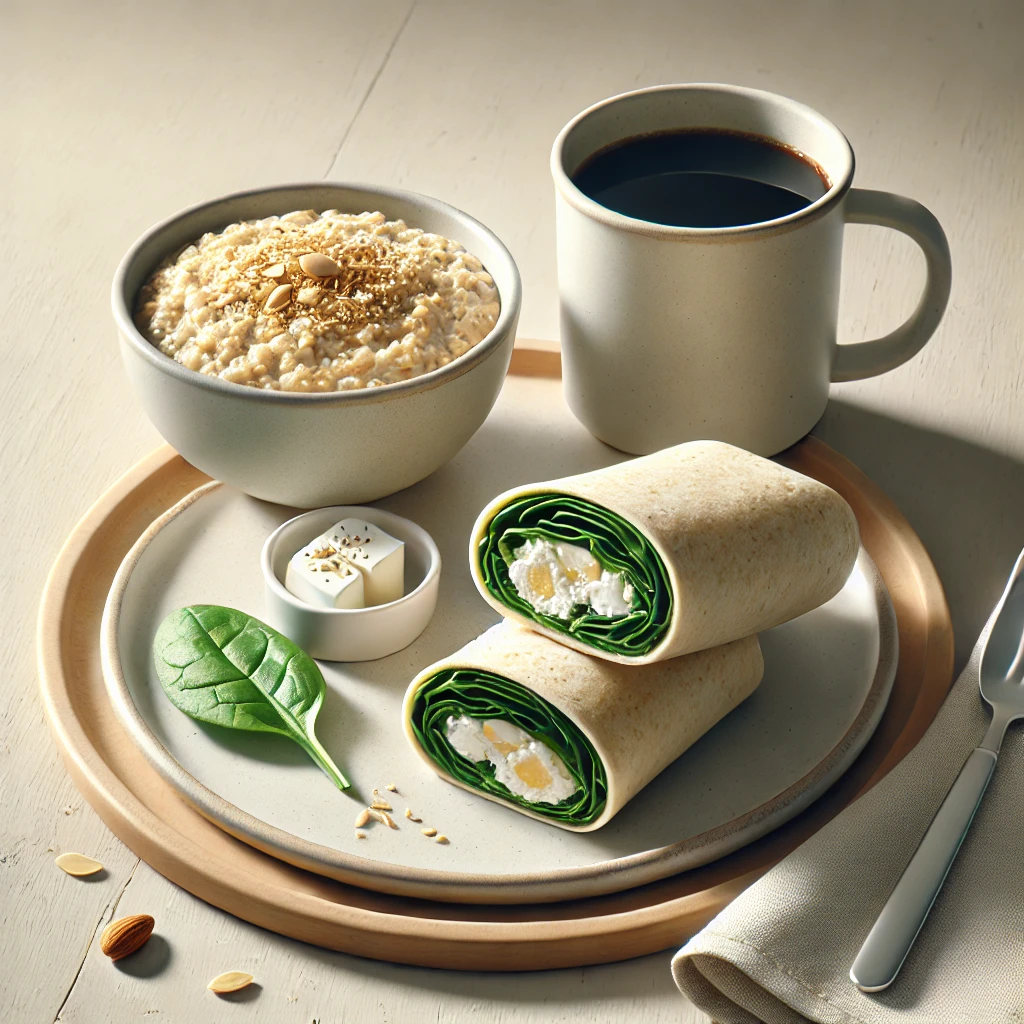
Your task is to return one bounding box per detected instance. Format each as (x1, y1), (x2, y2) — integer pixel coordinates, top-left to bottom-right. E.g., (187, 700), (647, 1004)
(409, 667), (607, 826)
(478, 492), (673, 658)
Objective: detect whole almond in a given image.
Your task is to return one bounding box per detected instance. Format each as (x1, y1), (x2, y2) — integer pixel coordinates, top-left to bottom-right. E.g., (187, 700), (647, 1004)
(100, 914), (155, 961)
(299, 252), (342, 278)
(208, 970), (254, 994)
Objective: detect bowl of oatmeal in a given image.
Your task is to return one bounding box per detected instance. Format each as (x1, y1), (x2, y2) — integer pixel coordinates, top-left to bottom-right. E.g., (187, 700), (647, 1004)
(113, 184), (520, 506)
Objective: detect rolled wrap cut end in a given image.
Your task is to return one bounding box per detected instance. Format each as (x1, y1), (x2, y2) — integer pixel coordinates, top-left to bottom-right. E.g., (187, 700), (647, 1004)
(403, 623), (764, 832)
(470, 441), (860, 665)
(473, 491), (673, 661)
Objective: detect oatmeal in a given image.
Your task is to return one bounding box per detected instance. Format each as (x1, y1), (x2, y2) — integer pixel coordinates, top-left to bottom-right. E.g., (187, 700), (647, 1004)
(134, 209), (500, 392)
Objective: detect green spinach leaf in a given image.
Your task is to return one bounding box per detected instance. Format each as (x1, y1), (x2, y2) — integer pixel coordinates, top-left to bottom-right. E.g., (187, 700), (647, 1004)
(153, 605), (349, 791)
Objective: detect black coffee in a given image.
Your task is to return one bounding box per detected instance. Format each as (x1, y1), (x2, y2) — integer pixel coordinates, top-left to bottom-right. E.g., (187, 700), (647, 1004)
(571, 128), (831, 228)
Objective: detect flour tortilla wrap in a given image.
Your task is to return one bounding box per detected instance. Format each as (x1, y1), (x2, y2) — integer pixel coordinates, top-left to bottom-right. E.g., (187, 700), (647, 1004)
(470, 440), (859, 664)
(403, 622), (763, 831)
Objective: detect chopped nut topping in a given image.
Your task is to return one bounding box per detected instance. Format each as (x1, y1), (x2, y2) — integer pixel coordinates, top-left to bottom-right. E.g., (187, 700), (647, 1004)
(370, 800), (392, 811)
(264, 283), (292, 312)
(421, 827), (437, 838)
(299, 252), (343, 278)
(249, 239), (403, 333)
(308, 549), (353, 578)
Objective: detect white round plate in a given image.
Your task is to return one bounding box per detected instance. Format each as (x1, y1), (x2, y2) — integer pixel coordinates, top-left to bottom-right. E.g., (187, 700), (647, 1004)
(102, 467), (896, 905)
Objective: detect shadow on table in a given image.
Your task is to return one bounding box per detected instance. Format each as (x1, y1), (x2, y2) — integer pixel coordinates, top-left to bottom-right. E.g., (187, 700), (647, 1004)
(307, 948), (680, 1004)
(815, 399), (1024, 671)
(114, 934), (172, 978)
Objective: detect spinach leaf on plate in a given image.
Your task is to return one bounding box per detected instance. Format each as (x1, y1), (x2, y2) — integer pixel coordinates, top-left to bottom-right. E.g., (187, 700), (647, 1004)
(153, 605), (349, 791)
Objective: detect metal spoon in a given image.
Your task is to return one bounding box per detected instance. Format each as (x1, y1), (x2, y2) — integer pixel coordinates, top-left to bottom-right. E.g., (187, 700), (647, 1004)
(850, 546), (1024, 992)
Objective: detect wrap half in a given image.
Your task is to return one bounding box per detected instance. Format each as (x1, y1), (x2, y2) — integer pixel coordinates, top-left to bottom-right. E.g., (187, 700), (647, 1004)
(470, 440), (859, 664)
(403, 622), (763, 830)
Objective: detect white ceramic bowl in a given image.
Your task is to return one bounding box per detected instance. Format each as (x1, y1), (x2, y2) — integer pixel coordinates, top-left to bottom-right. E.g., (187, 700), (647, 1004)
(261, 506), (441, 662)
(112, 183), (521, 507)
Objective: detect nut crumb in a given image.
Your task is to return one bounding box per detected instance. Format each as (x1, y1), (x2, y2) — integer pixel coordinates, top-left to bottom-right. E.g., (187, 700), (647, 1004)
(55, 852), (104, 877)
(386, 783), (398, 792)
(354, 808), (371, 828)
(355, 831), (367, 840)
(208, 970), (254, 994)
(370, 800), (392, 811)
(421, 827), (437, 837)
(404, 808), (422, 822)
(435, 835), (449, 844)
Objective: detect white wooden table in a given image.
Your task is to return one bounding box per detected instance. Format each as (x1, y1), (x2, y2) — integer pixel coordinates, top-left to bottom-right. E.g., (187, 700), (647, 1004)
(4, 1), (1022, 1020)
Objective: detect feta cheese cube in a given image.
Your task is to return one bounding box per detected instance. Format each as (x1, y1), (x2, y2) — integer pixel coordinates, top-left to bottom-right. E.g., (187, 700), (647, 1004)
(285, 536), (365, 609)
(326, 518), (405, 606)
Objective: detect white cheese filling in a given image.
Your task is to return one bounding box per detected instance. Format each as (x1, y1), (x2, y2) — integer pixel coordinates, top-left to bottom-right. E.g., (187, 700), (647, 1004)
(506, 538), (633, 620)
(444, 715), (578, 805)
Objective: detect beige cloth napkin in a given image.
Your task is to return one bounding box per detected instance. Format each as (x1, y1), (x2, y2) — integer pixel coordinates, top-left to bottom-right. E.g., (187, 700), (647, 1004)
(672, 607), (1024, 1023)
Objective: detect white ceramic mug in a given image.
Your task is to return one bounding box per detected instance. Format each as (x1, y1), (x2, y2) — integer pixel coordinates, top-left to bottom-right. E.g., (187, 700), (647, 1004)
(551, 84), (952, 456)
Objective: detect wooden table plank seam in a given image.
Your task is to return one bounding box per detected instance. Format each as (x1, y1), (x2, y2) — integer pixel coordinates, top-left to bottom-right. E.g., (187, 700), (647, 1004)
(51, 859), (141, 1024)
(322, 2), (419, 180)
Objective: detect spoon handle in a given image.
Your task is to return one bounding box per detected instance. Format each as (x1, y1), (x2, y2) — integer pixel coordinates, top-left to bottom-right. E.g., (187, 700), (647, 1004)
(850, 747), (996, 992)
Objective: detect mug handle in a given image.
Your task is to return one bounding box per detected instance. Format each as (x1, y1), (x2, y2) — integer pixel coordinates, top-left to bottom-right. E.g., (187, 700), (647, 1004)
(831, 188), (952, 382)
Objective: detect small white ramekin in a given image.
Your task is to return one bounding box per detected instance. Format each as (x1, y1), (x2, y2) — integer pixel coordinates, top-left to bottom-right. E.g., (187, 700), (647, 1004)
(261, 506), (441, 662)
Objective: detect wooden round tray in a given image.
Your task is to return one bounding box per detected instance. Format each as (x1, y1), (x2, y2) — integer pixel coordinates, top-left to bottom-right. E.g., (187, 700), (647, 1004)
(38, 354), (952, 970)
